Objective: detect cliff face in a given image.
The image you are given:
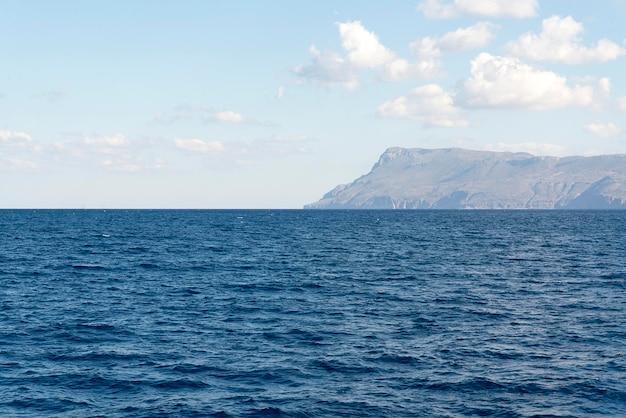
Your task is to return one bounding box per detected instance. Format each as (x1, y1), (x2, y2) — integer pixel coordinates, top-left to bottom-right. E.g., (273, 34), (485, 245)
(305, 147), (626, 209)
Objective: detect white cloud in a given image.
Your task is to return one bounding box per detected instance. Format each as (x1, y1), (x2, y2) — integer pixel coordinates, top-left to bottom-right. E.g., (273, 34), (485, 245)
(54, 134), (133, 158)
(437, 21), (498, 51)
(485, 142), (568, 155)
(412, 22), (497, 57)
(293, 21), (442, 87)
(54, 134), (166, 171)
(337, 21), (434, 81)
(0, 130), (42, 165)
(378, 83), (468, 127)
(82, 134), (131, 154)
(84, 134), (130, 148)
(418, 0), (538, 19)
(507, 15), (626, 64)
(292, 44), (359, 89)
(276, 85), (285, 100)
(598, 77), (611, 98)
(337, 21), (395, 69)
(156, 105), (270, 126)
(584, 122), (622, 138)
(212, 111), (245, 123)
(616, 96), (626, 111)
(174, 138), (224, 154)
(380, 57), (438, 80)
(458, 53), (604, 110)
(0, 130), (34, 146)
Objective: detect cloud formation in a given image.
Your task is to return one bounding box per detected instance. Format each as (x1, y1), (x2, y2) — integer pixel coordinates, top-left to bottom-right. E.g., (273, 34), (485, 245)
(294, 20), (496, 88)
(0, 130), (41, 170)
(210, 111), (245, 124)
(174, 138), (224, 154)
(156, 105), (269, 126)
(276, 86), (285, 100)
(52, 134), (130, 161)
(83, 134), (131, 154)
(584, 122), (622, 138)
(338, 21), (395, 69)
(292, 45), (359, 89)
(412, 22), (497, 57)
(337, 21), (440, 81)
(507, 16), (626, 64)
(458, 53), (607, 110)
(418, 0), (538, 19)
(378, 84), (468, 127)
(99, 156), (165, 172)
(0, 130), (34, 147)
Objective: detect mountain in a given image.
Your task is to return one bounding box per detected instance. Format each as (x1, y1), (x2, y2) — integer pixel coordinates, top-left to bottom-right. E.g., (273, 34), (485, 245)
(305, 147), (626, 209)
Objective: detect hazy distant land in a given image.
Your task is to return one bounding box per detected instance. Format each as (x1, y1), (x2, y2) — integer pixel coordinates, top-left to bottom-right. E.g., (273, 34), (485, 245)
(306, 147), (626, 209)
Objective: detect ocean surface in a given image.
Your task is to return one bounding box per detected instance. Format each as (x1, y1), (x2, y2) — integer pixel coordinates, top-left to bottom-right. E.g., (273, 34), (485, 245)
(1, 209), (625, 417)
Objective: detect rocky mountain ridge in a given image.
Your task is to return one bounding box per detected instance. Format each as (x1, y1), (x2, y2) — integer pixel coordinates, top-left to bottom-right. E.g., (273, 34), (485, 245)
(305, 147), (626, 209)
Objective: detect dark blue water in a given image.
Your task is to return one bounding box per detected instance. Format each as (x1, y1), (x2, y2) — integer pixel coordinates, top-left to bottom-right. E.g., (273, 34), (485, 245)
(1, 210), (625, 417)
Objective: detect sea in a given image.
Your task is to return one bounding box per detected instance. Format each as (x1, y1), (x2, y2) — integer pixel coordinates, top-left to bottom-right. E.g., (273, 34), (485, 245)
(1, 209), (625, 417)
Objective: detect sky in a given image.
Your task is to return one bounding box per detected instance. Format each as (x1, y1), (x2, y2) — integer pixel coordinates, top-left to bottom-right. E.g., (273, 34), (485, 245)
(2, 0), (626, 208)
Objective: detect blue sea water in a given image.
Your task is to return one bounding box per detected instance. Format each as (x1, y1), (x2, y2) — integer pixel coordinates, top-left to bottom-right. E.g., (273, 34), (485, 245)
(0, 209), (625, 417)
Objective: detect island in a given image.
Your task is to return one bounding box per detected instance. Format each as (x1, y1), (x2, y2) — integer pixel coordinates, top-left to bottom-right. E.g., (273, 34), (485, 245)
(305, 147), (626, 209)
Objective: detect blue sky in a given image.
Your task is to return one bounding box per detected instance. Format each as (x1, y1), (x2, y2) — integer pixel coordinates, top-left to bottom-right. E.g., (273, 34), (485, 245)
(2, 0), (626, 208)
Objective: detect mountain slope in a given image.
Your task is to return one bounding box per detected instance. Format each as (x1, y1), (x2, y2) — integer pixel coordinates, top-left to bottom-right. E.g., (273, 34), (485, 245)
(305, 147), (626, 209)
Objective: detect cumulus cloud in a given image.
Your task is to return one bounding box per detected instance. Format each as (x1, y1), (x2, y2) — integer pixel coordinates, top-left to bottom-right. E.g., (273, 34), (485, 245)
(484, 142), (568, 155)
(338, 21), (395, 68)
(293, 21), (444, 87)
(292, 44), (359, 89)
(0, 131), (42, 170)
(418, 0), (538, 19)
(618, 96), (626, 111)
(378, 84), (468, 127)
(210, 111), (245, 124)
(413, 22), (497, 57)
(276, 86), (285, 100)
(507, 15), (626, 64)
(409, 22), (497, 76)
(0, 130), (34, 147)
(174, 138), (224, 154)
(337, 21), (437, 81)
(458, 53), (606, 110)
(584, 122), (622, 138)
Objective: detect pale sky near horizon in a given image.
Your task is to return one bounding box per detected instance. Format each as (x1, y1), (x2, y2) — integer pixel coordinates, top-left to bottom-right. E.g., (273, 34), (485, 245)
(2, 0), (626, 208)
